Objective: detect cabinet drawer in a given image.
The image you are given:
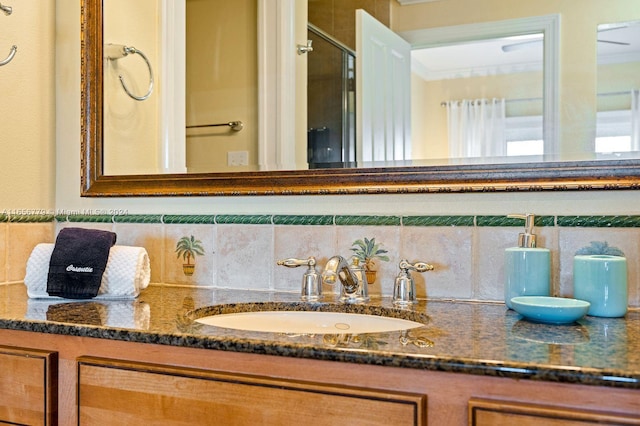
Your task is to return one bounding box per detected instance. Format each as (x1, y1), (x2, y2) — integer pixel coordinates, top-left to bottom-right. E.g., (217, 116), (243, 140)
(469, 398), (640, 425)
(0, 345), (58, 426)
(78, 356), (426, 425)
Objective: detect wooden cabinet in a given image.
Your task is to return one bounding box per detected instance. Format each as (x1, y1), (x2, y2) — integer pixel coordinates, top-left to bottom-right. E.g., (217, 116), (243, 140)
(0, 345), (57, 426)
(0, 328), (638, 425)
(469, 398), (640, 426)
(77, 356), (426, 425)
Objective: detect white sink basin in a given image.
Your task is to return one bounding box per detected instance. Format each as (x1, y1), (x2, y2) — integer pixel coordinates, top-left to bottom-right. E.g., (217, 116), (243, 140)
(195, 310), (425, 334)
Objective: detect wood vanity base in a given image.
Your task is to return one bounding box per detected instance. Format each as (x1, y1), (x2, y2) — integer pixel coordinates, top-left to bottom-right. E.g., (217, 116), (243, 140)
(0, 329), (637, 425)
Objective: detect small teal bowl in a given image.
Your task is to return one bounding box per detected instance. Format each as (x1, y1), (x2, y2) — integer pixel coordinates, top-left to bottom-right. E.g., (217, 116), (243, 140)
(510, 296), (590, 324)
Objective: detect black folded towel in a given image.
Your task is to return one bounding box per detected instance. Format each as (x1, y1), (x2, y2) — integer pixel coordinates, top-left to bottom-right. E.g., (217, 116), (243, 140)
(47, 227), (117, 299)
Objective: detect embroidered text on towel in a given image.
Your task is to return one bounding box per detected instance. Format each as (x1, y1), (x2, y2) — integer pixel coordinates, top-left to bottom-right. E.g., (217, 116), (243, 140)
(66, 265), (94, 273)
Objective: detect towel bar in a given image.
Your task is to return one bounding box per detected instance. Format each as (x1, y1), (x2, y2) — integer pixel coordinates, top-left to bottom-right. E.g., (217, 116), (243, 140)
(186, 121), (244, 132)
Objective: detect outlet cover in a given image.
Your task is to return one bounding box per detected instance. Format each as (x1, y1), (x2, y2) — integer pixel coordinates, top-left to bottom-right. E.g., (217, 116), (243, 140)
(227, 151), (249, 166)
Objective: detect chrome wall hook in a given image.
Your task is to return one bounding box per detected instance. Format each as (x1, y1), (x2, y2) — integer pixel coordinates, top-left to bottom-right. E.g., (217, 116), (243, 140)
(105, 44), (154, 101)
(0, 44), (16, 66)
(297, 40), (313, 55)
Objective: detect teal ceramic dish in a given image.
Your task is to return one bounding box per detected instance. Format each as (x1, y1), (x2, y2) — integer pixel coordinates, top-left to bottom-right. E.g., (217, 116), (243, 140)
(510, 296), (590, 324)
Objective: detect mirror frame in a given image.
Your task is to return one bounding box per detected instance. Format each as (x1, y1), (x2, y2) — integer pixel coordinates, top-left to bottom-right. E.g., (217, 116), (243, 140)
(81, 0), (640, 197)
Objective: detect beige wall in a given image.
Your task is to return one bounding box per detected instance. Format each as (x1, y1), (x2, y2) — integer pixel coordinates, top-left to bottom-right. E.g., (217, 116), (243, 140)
(103, 0), (162, 175)
(53, 0), (640, 216)
(185, 0), (258, 173)
(0, 0), (55, 210)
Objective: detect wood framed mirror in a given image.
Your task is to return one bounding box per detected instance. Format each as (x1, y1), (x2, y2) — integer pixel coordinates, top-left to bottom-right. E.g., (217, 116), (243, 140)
(81, 0), (640, 197)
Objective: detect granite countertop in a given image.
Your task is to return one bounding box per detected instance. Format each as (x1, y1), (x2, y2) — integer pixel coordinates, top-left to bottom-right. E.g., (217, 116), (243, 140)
(0, 283), (638, 389)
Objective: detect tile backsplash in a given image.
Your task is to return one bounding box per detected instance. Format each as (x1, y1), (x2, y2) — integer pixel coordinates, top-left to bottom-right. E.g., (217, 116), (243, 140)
(0, 213), (638, 308)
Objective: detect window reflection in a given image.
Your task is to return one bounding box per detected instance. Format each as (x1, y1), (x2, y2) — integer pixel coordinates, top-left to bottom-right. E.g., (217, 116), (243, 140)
(411, 33), (544, 163)
(596, 20), (640, 157)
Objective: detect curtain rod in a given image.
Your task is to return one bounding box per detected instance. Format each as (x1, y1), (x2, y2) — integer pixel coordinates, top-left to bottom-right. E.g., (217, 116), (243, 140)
(440, 90), (633, 107)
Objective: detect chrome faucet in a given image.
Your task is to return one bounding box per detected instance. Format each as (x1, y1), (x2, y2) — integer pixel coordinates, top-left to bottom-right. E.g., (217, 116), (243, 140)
(322, 256), (369, 303)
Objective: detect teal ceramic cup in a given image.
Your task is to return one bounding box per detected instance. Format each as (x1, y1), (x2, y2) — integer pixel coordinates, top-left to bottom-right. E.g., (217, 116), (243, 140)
(573, 255), (627, 317)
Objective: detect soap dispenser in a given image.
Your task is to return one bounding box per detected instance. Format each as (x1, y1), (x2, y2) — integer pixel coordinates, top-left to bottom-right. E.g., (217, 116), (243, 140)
(504, 214), (550, 309)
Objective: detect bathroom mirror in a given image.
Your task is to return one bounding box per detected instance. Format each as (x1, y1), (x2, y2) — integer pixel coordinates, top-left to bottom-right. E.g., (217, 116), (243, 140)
(82, 0), (640, 196)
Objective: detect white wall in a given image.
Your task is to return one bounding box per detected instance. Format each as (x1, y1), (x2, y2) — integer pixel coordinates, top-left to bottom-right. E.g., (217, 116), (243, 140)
(0, 0), (55, 210)
(55, 0), (640, 216)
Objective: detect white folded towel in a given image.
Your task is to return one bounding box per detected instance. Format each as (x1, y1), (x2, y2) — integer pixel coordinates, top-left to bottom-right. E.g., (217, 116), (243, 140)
(24, 243), (151, 299)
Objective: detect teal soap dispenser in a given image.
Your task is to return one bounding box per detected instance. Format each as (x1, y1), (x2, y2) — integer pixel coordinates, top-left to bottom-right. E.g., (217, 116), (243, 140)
(504, 214), (551, 309)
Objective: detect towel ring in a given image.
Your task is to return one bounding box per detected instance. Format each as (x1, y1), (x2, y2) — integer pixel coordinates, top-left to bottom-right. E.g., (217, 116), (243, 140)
(0, 45), (16, 66)
(0, 3), (12, 16)
(106, 44), (154, 101)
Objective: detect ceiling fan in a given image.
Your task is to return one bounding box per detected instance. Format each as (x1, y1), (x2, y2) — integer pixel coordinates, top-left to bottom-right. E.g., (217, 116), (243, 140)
(501, 26), (630, 52)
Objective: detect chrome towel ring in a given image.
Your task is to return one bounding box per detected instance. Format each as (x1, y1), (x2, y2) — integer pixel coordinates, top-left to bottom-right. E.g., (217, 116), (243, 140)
(105, 44), (154, 101)
(0, 3), (12, 15)
(0, 2), (16, 67)
(0, 44), (15, 66)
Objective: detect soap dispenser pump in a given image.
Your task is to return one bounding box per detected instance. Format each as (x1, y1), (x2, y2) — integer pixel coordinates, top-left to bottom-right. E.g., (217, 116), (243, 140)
(504, 214), (550, 309)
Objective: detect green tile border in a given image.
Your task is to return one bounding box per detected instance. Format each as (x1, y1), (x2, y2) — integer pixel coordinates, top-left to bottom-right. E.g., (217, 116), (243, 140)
(476, 215), (555, 227)
(112, 214), (163, 224)
(65, 214), (114, 223)
(163, 215), (217, 224)
(273, 215), (334, 225)
(3, 213), (634, 228)
(403, 215), (474, 227)
(7, 214), (55, 223)
(335, 215), (401, 226)
(215, 215), (273, 225)
(557, 215), (640, 228)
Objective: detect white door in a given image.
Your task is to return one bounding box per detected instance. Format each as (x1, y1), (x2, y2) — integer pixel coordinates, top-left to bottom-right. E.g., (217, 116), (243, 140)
(356, 9), (412, 165)
(160, 0), (187, 173)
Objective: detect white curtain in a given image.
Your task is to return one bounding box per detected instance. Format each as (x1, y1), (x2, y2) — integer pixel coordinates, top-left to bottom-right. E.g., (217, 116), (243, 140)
(632, 89), (640, 151)
(447, 98), (506, 158)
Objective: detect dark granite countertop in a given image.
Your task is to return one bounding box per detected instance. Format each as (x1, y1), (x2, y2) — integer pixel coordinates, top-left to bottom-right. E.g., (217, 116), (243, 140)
(0, 283), (638, 389)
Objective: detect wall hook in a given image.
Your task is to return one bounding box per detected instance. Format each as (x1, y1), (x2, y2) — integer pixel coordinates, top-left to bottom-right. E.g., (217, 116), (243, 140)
(0, 44), (16, 66)
(297, 40), (313, 55)
(105, 44), (154, 101)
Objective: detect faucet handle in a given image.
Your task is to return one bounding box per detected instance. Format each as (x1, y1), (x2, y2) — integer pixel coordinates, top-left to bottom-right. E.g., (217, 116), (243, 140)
(277, 257), (321, 301)
(399, 259), (434, 273)
(278, 257), (316, 268)
(393, 259), (434, 307)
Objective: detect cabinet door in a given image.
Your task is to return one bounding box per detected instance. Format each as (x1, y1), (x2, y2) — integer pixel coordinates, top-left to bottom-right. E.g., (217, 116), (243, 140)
(78, 356), (426, 425)
(469, 398), (640, 425)
(0, 345), (57, 426)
